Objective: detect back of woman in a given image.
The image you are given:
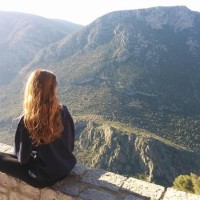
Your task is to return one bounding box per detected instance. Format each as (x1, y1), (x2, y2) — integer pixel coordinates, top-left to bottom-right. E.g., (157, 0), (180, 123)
(0, 69), (76, 188)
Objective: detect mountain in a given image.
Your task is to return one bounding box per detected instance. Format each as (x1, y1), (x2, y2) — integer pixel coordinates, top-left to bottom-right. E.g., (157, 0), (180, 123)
(74, 121), (200, 186)
(13, 6), (200, 151)
(0, 11), (83, 84)
(0, 6), (200, 186)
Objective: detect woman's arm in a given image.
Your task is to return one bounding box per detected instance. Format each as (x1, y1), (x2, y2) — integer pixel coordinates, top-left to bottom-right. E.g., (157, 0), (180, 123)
(62, 105), (75, 151)
(14, 117), (32, 164)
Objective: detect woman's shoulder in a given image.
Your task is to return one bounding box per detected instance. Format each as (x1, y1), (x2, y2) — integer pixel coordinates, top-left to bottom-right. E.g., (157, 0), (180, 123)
(61, 104), (67, 110)
(59, 104), (74, 132)
(16, 115), (25, 126)
(60, 104), (72, 119)
(60, 104), (68, 113)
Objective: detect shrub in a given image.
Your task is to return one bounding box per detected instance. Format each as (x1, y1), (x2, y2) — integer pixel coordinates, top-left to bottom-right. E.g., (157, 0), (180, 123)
(173, 173), (200, 194)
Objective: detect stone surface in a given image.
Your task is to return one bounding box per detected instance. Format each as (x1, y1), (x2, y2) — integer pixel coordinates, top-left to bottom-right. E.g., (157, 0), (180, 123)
(163, 188), (200, 200)
(0, 143), (13, 153)
(82, 168), (127, 191)
(0, 173), (19, 188)
(57, 183), (81, 197)
(20, 182), (41, 199)
(1, 143), (200, 200)
(55, 193), (75, 200)
(40, 188), (60, 200)
(40, 188), (75, 200)
(122, 177), (164, 200)
(53, 174), (82, 197)
(9, 191), (32, 200)
(0, 193), (7, 200)
(124, 195), (147, 200)
(71, 163), (88, 177)
(0, 186), (7, 194)
(80, 188), (116, 200)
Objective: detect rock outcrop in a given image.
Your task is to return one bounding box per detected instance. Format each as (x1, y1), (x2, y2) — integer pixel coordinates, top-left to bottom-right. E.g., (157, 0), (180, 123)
(75, 121), (200, 187)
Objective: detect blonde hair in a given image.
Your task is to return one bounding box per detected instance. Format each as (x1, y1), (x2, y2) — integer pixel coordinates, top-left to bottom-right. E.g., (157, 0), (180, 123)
(23, 69), (63, 145)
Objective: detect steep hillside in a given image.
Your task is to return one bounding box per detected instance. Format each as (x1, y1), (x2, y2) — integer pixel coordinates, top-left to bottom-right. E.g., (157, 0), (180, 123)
(8, 6), (200, 152)
(0, 6), (200, 186)
(0, 11), (82, 84)
(74, 120), (200, 186)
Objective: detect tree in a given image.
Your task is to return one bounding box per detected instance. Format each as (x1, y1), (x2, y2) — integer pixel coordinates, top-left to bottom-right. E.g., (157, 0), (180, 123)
(173, 173), (200, 195)
(191, 173), (200, 195)
(173, 175), (194, 193)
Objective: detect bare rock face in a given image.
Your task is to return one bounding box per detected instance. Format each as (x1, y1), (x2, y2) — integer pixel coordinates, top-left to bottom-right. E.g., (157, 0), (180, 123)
(138, 6), (195, 30)
(74, 121), (200, 187)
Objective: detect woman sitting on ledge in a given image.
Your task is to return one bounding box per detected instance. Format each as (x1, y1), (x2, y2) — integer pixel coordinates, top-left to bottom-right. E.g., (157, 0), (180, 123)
(0, 69), (76, 188)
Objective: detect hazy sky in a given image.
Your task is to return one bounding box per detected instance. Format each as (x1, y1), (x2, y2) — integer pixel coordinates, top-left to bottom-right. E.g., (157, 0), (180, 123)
(0, 0), (199, 25)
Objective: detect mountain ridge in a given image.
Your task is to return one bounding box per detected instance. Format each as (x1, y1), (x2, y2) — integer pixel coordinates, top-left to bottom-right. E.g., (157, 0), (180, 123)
(0, 6), (200, 186)
(1, 6), (200, 152)
(0, 11), (83, 84)
(14, 6), (200, 152)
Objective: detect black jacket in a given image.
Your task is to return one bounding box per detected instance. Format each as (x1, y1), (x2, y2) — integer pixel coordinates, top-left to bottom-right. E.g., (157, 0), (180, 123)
(14, 105), (76, 182)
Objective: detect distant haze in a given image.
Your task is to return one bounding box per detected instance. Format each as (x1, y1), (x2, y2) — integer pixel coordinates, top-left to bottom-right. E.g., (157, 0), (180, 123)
(0, 0), (199, 25)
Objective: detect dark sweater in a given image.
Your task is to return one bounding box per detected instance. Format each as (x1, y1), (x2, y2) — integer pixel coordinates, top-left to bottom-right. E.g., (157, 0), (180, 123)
(14, 105), (76, 182)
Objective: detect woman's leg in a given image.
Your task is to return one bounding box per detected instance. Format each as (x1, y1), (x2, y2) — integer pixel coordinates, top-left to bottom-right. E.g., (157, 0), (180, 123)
(0, 152), (56, 188)
(0, 152), (29, 178)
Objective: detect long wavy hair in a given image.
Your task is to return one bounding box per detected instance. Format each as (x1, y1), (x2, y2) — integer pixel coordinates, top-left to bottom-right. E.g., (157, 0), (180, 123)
(23, 69), (64, 145)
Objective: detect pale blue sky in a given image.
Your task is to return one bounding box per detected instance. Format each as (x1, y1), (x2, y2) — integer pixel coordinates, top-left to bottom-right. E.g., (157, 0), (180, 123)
(0, 0), (199, 25)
